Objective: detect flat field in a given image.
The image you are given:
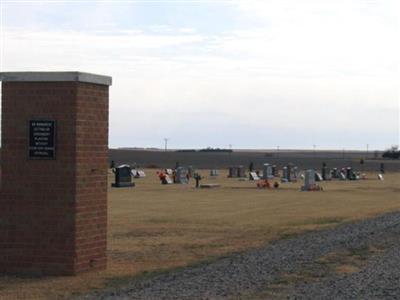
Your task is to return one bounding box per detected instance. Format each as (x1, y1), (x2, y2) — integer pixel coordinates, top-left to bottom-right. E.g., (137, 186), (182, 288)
(1, 170), (399, 300)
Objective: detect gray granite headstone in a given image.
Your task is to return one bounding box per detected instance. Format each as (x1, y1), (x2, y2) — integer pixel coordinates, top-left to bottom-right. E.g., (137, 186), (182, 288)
(176, 167), (189, 184)
(237, 165), (246, 178)
(303, 169), (316, 190)
(262, 163), (273, 179)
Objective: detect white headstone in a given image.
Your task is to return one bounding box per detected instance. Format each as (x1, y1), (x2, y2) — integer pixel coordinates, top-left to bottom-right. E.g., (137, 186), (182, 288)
(250, 172), (260, 181)
(315, 172), (323, 182)
(136, 170), (146, 178)
(164, 175), (173, 184)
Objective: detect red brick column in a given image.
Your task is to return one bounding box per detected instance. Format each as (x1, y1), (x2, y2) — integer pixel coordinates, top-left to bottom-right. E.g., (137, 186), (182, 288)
(0, 72), (111, 275)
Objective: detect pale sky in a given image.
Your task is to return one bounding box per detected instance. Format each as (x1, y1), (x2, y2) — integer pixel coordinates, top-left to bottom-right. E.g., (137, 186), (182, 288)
(1, 0), (399, 150)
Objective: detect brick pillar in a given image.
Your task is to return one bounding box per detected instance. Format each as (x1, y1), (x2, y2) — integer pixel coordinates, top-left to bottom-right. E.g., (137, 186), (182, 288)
(0, 72), (111, 275)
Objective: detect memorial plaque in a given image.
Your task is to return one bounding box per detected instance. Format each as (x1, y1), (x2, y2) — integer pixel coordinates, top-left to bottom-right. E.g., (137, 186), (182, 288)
(28, 120), (56, 159)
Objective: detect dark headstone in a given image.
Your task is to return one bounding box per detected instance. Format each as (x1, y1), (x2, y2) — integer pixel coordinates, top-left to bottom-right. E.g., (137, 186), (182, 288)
(237, 165), (246, 178)
(112, 165), (134, 187)
(249, 162), (254, 172)
(229, 166), (239, 178)
(272, 165), (278, 177)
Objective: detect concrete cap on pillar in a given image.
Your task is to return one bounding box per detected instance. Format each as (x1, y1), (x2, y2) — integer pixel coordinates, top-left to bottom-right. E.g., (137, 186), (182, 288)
(0, 71), (112, 86)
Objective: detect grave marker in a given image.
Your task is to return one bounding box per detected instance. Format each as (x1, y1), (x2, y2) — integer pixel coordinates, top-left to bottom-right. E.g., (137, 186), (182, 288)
(315, 172), (323, 182)
(262, 163), (274, 179)
(282, 167), (288, 182)
(176, 167), (189, 184)
(237, 165), (246, 178)
(249, 172), (260, 181)
(136, 170), (146, 178)
(228, 166), (238, 178)
(303, 169), (316, 189)
(113, 165), (135, 187)
(210, 169), (219, 176)
(272, 165), (278, 177)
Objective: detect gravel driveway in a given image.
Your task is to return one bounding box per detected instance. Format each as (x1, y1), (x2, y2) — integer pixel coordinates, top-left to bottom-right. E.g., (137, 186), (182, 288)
(77, 211), (400, 300)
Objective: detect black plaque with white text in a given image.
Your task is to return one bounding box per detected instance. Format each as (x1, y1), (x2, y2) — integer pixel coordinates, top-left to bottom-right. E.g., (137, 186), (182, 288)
(29, 120), (56, 159)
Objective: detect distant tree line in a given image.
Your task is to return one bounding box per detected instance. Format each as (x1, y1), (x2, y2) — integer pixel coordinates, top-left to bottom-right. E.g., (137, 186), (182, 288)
(176, 148), (233, 153)
(382, 146), (400, 159)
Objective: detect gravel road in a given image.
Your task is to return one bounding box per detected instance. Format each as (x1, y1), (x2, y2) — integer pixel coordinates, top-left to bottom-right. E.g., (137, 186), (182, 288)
(77, 211), (400, 300)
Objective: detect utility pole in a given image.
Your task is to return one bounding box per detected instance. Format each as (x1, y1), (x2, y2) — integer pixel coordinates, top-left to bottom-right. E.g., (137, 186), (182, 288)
(277, 145), (280, 158)
(163, 138), (169, 152)
(366, 144), (369, 158)
(313, 144), (316, 159)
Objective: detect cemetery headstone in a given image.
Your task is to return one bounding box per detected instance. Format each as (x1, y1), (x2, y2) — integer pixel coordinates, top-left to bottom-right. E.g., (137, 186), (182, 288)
(113, 165), (135, 187)
(136, 170), (146, 178)
(272, 165), (278, 177)
(282, 167), (288, 182)
(287, 163), (297, 182)
(290, 166), (298, 182)
(322, 167), (331, 180)
(237, 165), (246, 178)
(346, 167), (358, 180)
(159, 171), (173, 184)
(210, 169), (219, 177)
(315, 172), (323, 182)
(303, 169), (316, 190)
(228, 166), (238, 178)
(164, 175), (174, 184)
(249, 172), (260, 181)
(262, 163), (274, 179)
(331, 168), (339, 179)
(176, 167), (189, 184)
(346, 167), (352, 180)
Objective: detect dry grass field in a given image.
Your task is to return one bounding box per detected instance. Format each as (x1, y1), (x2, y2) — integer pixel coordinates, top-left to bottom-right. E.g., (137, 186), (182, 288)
(0, 169), (399, 300)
